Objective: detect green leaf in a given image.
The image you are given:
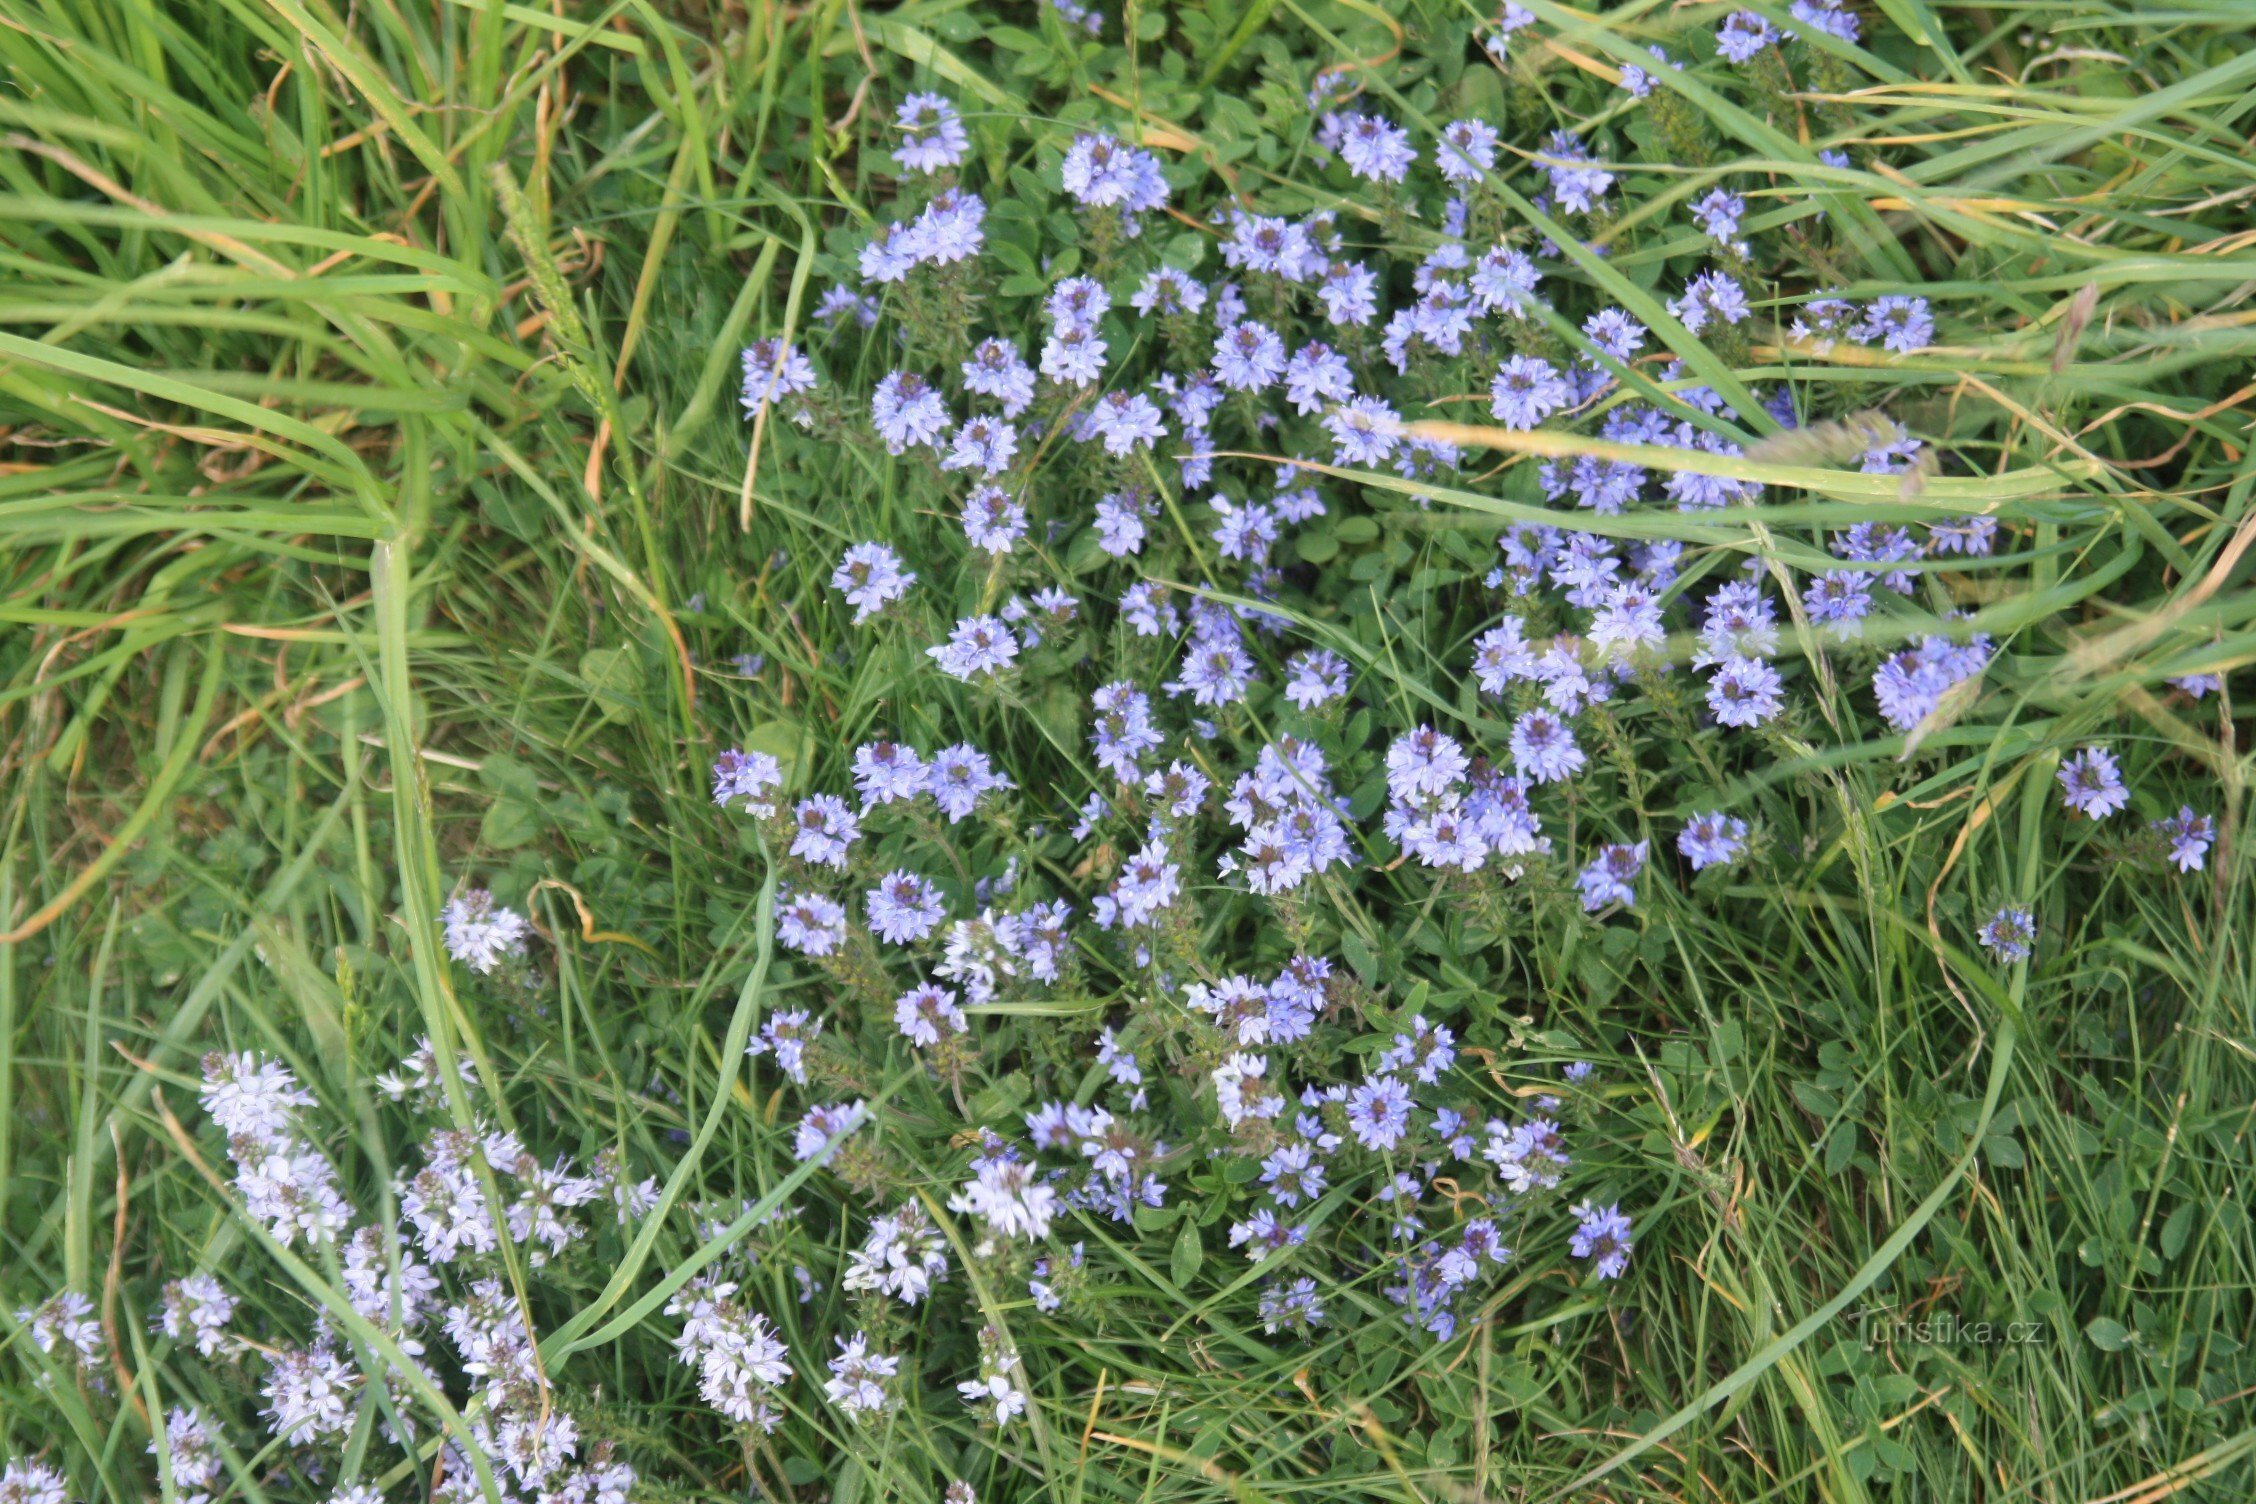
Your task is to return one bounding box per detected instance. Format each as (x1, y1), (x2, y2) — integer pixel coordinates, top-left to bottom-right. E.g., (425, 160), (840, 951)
(2085, 1317), (2134, 1352)
(2159, 1203), (2196, 1261)
(1171, 1220), (1204, 1286)
(479, 797), (544, 850)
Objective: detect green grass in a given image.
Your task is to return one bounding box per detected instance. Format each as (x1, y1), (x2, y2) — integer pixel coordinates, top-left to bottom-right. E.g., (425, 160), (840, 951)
(3, 0), (2254, 1501)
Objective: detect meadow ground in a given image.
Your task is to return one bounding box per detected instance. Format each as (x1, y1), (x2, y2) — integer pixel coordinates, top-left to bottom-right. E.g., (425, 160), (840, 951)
(2, 1), (2254, 1502)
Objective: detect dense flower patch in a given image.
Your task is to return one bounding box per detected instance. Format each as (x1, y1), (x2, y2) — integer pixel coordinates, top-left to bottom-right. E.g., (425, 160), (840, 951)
(4, 3), (2233, 1500)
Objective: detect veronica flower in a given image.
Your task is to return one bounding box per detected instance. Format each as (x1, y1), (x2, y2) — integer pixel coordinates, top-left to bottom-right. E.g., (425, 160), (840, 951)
(1581, 307), (1647, 363)
(1095, 490), (1153, 556)
(0, 1461), (68, 1504)
(1471, 618), (1539, 694)
(1978, 906), (2035, 962)
(1119, 580), (1179, 637)
(943, 415), (1019, 476)
(1436, 118), (1500, 182)
(1691, 188), (1748, 251)
(1486, 1115), (1569, 1192)
(962, 485), (1030, 554)
(1333, 112), (1415, 182)
(1212, 320), (1288, 391)
(893, 93), (970, 173)
(1578, 841), (1646, 911)
(1385, 725), (1470, 803)
(830, 540), (915, 624)
(1118, 831), (1192, 915)
(2057, 745), (2129, 819)
(1131, 265), (1208, 316)
(1617, 45), (1676, 98)
(1489, 356), (1573, 429)
(1346, 1074), (1414, 1151)
(1791, 0), (1862, 43)
(1569, 1202), (1634, 1279)
(1283, 648), (1350, 709)
(1325, 395), (1403, 467)
(844, 1202), (950, 1305)
(1221, 211), (1319, 278)
(1090, 681), (1165, 779)
(794, 1101), (866, 1162)
(1931, 520), (2003, 561)
(746, 1008), (824, 1083)
(668, 1276), (793, 1429)
(1318, 261), (1381, 325)
(1510, 709), (1586, 783)
(238, 1163), (347, 1262)
(947, 1158), (1058, 1240)
(867, 870), (946, 943)
(858, 220), (921, 283)
(2153, 807), (2215, 872)
(1470, 244), (1542, 315)
(1258, 1276), (1328, 1335)
(739, 339), (818, 424)
(1669, 270), (1751, 334)
(1788, 295), (1860, 346)
(1695, 583), (1779, 667)
(775, 890), (848, 956)
(824, 1332), (900, 1419)
(894, 982), (968, 1046)
(1047, 275), (1111, 329)
(152, 1407), (222, 1501)
(439, 889), (529, 974)
(1088, 390), (1167, 454)
(1708, 655), (1785, 727)
(958, 1367), (1030, 1427)
(962, 338), (1037, 415)
(17, 1291), (103, 1388)
(788, 794), (860, 867)
(1872, 635), (1989, 730)
(870, 372), (950, 453)
(1059, 132), (1170, 218)
(199, 1051), (317, 1148)
(1211, 496), (1278, 563)
(1260, 1142), (1329, 1208)
(1858, 294), (1935, 352)
(929, 616), (1022, 679)
(1678, 812), (1748, 870)
(1716, 8), (1779, 61)
(1587, 584), (1667, 662)
(1379, 1016), (1458, 1085)
(1228, 1208), (1307, 1258)
(261, 1344), (357, 1441)
(155, 1272), (237, 1357)
(1166, 636), (1257, 707)
(815, 283), (881, 327)
(1283, 342), (1355, 415)
(912, 188), (987, 263)
(1408, 281), (1476, 357)
(928, 743), (1008, 821)
(852, 741), (929, 807)
(1541, 130), (1614, 213)
(1212, 1052), (1283, 1127)
(1802, 571), (1875, 635)
(1040, 323), (1109, 385)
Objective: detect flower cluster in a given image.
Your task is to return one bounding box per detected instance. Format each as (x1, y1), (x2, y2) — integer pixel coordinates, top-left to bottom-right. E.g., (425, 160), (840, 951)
(646, 17), (2232, 1450)
(23, 11), (2235, 1502)
(9, 1050), (660, 1502)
